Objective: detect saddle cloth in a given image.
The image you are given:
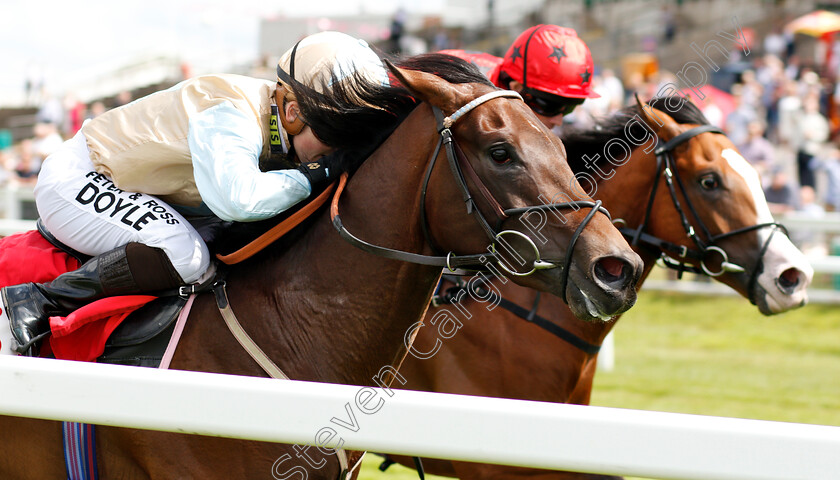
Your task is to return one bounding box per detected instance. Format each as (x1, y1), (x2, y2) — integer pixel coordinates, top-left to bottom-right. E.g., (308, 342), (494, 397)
(0, 229), (183, 364)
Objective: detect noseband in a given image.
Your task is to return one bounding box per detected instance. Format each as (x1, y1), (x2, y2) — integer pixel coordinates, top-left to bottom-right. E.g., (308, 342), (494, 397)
(616, 124), (787, 302)
(332, 89), (608, 299)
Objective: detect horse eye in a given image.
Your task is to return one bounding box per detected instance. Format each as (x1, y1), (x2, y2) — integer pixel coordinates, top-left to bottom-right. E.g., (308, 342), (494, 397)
(699, 173), (720, 190)
(489, 147), (511, 164)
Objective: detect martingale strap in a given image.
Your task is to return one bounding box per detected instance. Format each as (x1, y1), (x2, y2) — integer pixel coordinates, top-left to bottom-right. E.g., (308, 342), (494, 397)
(432, 276), (601, 355)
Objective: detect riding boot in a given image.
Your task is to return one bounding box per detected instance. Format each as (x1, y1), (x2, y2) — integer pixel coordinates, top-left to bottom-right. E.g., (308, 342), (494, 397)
(1, 243), (184, 357)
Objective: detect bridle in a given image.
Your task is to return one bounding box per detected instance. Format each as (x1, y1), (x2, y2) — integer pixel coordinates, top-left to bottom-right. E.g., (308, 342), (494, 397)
(616, 124), (787, 303)
(331, 88), (609, 301)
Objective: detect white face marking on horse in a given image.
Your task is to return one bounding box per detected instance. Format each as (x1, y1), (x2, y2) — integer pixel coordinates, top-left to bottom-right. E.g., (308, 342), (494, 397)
(721, 148), (812, 313)
(721, 149), (773, 224)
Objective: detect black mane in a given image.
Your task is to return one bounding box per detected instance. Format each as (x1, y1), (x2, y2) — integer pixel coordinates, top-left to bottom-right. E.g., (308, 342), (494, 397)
(393, 52), (495, 87)
(561, 95), (710, 176)
(290, 65), (416, 173)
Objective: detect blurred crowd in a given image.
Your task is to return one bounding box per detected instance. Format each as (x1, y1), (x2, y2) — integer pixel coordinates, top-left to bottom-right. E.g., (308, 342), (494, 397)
(0, 92), (127, 189)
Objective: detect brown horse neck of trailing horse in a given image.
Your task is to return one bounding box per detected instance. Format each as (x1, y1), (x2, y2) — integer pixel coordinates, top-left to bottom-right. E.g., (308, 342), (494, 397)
(0, 65), (628, 480)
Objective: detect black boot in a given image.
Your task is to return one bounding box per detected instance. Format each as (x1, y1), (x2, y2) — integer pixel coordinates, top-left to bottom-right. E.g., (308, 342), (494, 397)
(1, 243), (184, 356)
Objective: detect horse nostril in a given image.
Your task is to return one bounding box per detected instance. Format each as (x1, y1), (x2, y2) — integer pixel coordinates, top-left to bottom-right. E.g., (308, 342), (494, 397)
(594, 256), (630, 289)
(778, 267), (801, 293)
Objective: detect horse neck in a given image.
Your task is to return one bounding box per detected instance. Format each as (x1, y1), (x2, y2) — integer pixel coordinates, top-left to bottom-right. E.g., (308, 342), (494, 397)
(226, 105), (445, 386)
(448, 280), (615, 404)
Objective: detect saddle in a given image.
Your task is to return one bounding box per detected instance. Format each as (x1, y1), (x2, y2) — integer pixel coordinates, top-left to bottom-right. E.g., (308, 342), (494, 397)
(96, 183), (339, 366)
(98, 296), (186, 367)
(0, 220), (189, 365)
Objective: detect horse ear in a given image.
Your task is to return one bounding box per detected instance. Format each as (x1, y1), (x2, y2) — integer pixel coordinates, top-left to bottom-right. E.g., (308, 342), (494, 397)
(385, 59), (456, 110)
(634, 92), (681, 140)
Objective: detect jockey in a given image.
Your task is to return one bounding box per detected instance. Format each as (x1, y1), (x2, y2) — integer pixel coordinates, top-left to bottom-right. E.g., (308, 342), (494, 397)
(441, 24), (599, 130)
(2, 31), (396, 357)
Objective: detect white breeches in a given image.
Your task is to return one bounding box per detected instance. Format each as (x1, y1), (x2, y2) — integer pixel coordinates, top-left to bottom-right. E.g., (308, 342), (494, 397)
(34, 132), (210, 284)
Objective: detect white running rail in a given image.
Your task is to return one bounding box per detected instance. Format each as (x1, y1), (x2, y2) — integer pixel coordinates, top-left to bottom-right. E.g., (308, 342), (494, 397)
(0, 356), (838, 480)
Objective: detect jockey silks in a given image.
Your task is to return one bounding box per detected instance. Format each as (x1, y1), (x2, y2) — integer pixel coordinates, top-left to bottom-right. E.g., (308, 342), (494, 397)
(35, 74), (312, 283)
(80, 74), (306, 221)
(35, 133), (210, 283)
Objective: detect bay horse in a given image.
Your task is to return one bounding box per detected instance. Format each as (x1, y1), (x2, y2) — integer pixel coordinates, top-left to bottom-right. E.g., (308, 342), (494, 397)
(0, 57), (643, 478)
(385, 96), (814, 479)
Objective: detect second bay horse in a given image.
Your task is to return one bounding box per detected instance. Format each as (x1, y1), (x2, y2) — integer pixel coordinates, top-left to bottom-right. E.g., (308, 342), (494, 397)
(386, 96), (813, 480)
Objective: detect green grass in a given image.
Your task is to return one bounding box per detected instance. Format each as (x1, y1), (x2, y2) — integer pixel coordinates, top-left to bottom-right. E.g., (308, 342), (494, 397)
(358, 290), (840, 480)
(592, 292), (840, 426)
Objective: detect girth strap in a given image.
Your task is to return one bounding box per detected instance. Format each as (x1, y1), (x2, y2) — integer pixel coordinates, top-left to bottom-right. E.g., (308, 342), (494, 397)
(211, 281), (362, 478)
(213, 281), (288, 380)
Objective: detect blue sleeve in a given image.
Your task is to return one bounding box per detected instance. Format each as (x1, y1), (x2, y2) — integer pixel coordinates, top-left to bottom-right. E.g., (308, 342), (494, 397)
(188, 102), (312, 222)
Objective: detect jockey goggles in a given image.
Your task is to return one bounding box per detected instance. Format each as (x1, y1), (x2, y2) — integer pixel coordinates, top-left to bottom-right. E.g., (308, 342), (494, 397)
(521, 88), (584, 117)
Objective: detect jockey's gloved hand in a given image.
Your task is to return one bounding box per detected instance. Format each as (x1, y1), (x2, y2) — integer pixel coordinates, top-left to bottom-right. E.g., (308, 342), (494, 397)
(296, 153), (343, 190)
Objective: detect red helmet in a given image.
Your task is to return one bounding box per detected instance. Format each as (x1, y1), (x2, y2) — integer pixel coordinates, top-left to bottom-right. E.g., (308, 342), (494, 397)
(499, 25), (599, 99)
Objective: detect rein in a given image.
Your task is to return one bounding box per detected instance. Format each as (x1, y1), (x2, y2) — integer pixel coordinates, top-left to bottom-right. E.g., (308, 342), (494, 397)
(331, 89), (609, 298)
(617, 124), (786, 303)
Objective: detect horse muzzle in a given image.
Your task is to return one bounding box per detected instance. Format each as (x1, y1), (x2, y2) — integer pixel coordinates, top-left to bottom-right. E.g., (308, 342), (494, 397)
(563, 252), (643, 322)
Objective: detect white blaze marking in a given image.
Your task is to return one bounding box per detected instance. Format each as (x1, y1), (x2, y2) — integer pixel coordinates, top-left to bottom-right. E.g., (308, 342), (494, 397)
(721, 148), (774, 224)
(721, 148), (813, 311)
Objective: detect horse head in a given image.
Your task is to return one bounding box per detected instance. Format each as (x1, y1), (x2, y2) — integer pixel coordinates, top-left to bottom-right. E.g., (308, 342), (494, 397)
(387, 58), (642, 321)
(632, 97), (812, 314)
